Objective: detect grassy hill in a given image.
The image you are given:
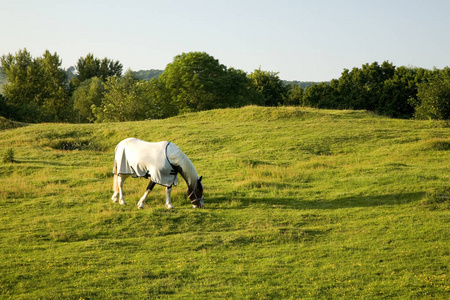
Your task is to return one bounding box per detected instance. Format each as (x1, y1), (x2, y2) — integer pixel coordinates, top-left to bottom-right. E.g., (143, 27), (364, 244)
(0, 106), (449, 298)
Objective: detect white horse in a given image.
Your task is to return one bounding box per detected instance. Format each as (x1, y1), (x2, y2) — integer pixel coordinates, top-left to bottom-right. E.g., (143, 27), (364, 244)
(111, 138), (204, 209)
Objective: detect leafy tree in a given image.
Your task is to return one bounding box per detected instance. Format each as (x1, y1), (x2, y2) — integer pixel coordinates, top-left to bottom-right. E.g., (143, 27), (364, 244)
(73, 53), (122, 85)
(285, 84), (303, 106)
(248, 68), (289, 106)
(333, 61), (395, 111)
(1, 49), (39, 121)
(92, 70), (157, 122)
(302, 82), (333, 108)
(156, 52), (260, 114)
(300, 61), (432, 118)
(0, 94), (10, 118)
(144, 78), (179, 119)
(219, 67), (263, 107)
(158, 52), (227, 112)
(413, 68), (450, 120)
(1, 49), (70, 122)
(38, 50), (72, 121)
(73, 77), (105, 122)
(380, 67), (430, 118)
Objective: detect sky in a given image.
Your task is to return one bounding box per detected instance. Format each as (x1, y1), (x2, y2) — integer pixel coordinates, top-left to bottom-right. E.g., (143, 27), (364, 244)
(1, 0), (449, 81)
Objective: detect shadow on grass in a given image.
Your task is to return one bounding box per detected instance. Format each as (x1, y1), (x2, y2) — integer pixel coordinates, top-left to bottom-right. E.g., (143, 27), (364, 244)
(210, 192), (426, 210)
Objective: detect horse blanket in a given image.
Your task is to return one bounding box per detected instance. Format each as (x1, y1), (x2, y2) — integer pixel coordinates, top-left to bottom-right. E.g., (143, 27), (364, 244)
(114, 138), (180, 187)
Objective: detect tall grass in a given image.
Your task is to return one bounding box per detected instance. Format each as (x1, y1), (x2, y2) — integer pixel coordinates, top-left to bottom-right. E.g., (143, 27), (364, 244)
(0, 106), (449, 298)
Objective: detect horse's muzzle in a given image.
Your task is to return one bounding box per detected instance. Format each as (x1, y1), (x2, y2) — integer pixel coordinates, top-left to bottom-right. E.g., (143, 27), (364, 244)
(192, 198), (205, 209)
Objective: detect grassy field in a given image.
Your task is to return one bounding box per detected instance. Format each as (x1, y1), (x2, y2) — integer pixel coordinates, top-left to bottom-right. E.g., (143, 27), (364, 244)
(0, 106), (449, 299)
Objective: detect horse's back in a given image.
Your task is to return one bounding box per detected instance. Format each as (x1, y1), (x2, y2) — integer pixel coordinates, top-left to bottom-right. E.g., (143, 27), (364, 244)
(117, 138), (167, 150)
(114, 138), (177, 186)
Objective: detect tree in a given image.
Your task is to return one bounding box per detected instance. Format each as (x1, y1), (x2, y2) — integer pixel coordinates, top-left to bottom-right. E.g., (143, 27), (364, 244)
(38, 50), (72, 121)
(413, 68), (450, 120)
(380, 67), (430, 118)
(333, 61), (395, 111)
(248, 68), (288, 106)
(1, 49), (39, 121)
(217, 67), (263, 108)
(0, 94), (11, 118)
(302, 82), (333, 108)
(1, 49), (70, 122)
(156, 52), (259, 113)
(92, 70), (157, 122)
(285, 84), (303, 106)
(157, 52), (226, 113)
(300, 61), (427, 118)
(73, 54), (122, 85)
(73, 77), (105, 122)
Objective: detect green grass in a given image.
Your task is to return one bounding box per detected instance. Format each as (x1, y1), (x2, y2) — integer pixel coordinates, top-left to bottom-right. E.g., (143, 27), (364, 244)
(0, 106), (449, 299)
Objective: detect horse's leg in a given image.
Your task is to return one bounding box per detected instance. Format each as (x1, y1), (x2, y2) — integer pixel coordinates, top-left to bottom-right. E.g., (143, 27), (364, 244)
(117, 174), (128, 205)
(165, 186), (173, 209)
(137, 181), (156, 209)
(112, 174), (119, 203)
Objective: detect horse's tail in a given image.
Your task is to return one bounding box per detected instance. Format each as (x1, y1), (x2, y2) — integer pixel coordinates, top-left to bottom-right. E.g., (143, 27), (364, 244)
(113, 159), (119, 192)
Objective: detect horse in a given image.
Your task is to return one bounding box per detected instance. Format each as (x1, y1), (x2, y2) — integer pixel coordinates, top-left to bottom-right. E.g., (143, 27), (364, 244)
(111, 138), (204, 209)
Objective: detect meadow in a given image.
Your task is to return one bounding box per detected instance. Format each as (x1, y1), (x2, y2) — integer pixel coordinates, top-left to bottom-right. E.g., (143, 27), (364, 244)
(0, 106), (449, 299)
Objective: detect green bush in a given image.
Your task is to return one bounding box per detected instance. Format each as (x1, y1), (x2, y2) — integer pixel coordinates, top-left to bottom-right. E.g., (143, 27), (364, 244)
(3, 148), (15, 163)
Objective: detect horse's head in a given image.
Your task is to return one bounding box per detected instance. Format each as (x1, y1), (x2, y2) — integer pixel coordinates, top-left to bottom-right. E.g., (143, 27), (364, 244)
(188, 176), (204, 208)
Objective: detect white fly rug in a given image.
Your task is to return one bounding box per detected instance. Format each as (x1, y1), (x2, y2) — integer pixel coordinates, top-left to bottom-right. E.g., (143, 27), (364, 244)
(114, 138), (184, 187)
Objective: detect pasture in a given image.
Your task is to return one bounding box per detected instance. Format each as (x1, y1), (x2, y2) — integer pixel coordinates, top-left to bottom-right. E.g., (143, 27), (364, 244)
(0, 106), (449, 299)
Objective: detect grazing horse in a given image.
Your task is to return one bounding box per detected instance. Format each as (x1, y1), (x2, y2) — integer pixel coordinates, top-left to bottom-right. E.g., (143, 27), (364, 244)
(111, 138), (204, 209)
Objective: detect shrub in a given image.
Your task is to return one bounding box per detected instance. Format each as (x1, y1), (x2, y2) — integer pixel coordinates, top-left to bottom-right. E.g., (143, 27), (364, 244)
(3, 148), (15, 163)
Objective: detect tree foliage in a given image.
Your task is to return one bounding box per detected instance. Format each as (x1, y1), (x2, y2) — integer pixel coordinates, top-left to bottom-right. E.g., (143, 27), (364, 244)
(413, 68), (450, 120)
(91, 70), (162, 122)
(300, 61), (449, 119)
(1, 49), (70, 122)
(72, 53), (122, 86)
(156, 52), (258, 114)
(248, 68), (288, 106)
(73, 77), (105, 122)
(285, 84), (304, 106)
(1, 49), (449, 122)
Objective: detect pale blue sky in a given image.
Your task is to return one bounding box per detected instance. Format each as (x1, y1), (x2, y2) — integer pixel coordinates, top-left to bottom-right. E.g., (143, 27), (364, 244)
(1, 0), (449, 81)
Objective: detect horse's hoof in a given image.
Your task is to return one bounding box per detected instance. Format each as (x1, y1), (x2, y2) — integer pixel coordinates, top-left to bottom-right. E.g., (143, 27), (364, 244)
(165, 204), (174, 210)
(112, 198), (118, 203)
(119, 201), (126, 205)
(137, 205), (144, 209)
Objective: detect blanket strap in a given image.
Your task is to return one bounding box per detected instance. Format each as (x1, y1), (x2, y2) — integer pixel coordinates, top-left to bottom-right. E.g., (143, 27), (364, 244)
(165, 142), (182, 176)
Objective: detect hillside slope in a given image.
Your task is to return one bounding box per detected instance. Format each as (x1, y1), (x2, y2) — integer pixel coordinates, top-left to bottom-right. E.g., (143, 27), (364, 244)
(0, 106), (449, 298)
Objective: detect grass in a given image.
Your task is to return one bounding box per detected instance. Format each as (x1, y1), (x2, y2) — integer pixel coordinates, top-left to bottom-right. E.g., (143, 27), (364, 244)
(0, 106), (449, 299)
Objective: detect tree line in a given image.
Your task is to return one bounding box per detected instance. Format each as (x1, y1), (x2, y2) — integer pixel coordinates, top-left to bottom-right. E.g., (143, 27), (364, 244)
(301, 61), (450, 120)
(0, 49), (449, 123)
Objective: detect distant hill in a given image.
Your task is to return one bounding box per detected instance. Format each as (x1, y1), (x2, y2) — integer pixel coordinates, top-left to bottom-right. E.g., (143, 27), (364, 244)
(283, 80), (329, 89)
(133, 69), (164, 81)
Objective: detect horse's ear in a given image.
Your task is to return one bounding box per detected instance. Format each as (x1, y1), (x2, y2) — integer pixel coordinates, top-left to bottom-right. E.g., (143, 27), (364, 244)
(199, 176), (203, 182)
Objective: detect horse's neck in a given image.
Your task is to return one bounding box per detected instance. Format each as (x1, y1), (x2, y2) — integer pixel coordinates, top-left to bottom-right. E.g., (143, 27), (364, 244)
(177, 154), (198, 189)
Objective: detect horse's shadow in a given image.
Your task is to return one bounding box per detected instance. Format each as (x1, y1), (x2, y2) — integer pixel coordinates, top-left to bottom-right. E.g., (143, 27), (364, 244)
(209, 192), (425, 210)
